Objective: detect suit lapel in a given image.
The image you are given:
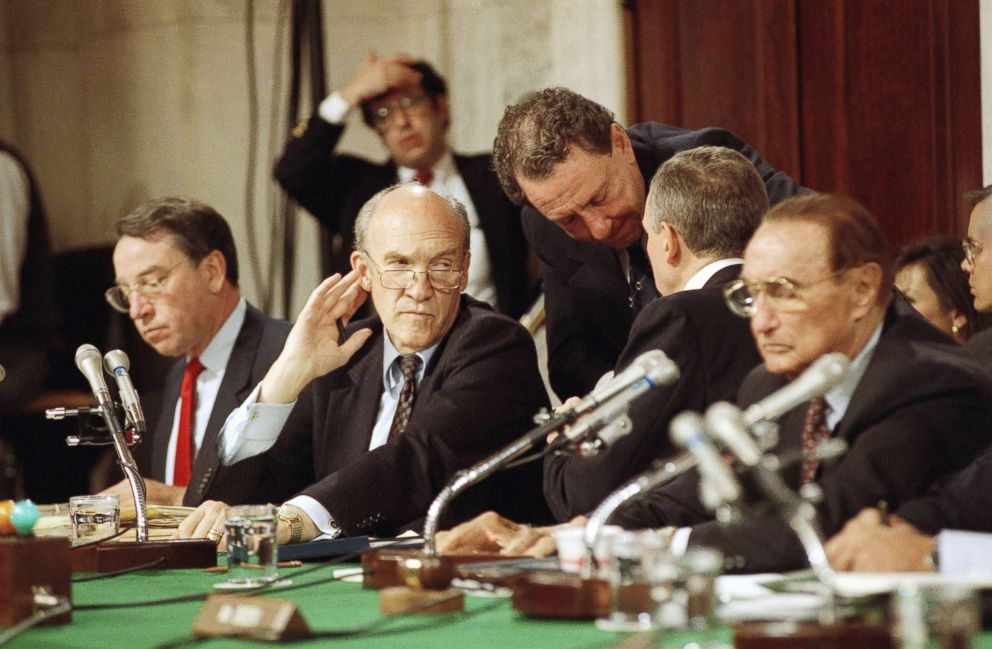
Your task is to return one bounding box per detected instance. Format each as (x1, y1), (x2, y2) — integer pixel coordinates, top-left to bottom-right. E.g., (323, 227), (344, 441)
(150, 361), (183, 481)
(703, 263), (742, 289)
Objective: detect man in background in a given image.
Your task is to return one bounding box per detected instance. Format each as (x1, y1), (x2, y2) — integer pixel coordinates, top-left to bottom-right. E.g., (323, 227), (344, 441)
(274, 52), (533, 318)
(101, 197), (291, 507)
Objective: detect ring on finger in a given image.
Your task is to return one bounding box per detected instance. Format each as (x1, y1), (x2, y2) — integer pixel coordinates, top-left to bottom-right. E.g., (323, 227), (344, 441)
(206, 528), (222, 543)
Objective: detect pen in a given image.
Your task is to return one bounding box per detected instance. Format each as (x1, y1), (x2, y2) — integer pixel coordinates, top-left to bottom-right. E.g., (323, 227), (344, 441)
(336, 318), (347, 341)
(877, 499), (889, 526)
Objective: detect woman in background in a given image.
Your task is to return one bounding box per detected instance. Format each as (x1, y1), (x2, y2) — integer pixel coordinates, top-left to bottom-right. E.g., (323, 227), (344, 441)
(895, 236), (991, 343)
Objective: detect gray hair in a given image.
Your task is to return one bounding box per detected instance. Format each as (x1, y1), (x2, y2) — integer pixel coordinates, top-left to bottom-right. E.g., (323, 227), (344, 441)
(353, 183), (471, 252)
(965, 184), (992, 207)
(492, 87), (615, 206)
(647, 146), (768, 258)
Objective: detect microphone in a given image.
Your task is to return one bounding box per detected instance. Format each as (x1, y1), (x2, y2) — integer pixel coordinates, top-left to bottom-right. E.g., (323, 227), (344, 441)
(0, 363), (5, 382)
(558, 350), (680, 446)
(75, 344), (113, 409)
(670, 411), (741, 508)
(742, 352), (850, 426)
(103, 349), (146, 433)
(705, 401), (764, 466)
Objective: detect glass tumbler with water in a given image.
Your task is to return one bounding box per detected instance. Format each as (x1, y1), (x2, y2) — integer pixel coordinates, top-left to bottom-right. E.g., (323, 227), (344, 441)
(69, 494), (119, 542)
(216, 504), (279, 590)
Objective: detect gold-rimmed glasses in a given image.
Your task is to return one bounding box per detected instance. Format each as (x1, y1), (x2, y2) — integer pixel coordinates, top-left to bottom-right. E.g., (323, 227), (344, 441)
(362, 253), (463, 291)
(104, 261), (185, 314)
(371, 94), (431, 133)
(723, 269), (848, 318)
(963, 238), (984, 267)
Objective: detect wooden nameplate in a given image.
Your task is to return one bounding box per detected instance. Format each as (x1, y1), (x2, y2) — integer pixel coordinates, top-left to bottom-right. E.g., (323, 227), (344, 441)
(71, 539), (217, 573)
(510, 571), (610, 619)
(361, 549), (519, 590)
(0, 536), (72, 626)
(734, 621), (891, 648)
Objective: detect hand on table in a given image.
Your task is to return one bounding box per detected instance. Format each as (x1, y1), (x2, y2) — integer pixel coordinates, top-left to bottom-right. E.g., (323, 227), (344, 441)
(100, 478), (186, 508)
(173, 500), (229, 551)
(825, 507), (936, 572)
(435, 510), (574, 558)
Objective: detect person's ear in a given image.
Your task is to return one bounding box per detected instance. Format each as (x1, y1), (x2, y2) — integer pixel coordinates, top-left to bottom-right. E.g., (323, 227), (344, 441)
(351, 251), (372, 291)
(201, 250), (227, 292)
(660, 222), (681, 266)
(458, 251), (471, 292)
(848, 262), (883, 319)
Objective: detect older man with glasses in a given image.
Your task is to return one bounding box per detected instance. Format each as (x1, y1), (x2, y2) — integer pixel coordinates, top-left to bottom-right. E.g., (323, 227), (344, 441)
(175, 183), (550, 547)
(274, 52), (534, 320)
(101, 196), (292, 509)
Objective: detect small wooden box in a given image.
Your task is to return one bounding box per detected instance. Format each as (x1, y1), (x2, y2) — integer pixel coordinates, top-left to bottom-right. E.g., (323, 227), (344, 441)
(0, 536), (71, 626)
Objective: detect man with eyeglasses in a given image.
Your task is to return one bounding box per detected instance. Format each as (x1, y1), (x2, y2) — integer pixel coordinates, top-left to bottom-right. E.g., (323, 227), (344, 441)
(101, 197), (292, 509)
(174, 184), (549, 546)
(492, 87), (807, 400)
(274, 52), (534, 319)
(824, 185), (992, 573)
(615, 193), (992, 572)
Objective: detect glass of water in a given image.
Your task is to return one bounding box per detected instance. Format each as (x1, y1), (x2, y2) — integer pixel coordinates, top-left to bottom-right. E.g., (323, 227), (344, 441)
(69, 494), (120, 543)
(216, 504), (279, 590)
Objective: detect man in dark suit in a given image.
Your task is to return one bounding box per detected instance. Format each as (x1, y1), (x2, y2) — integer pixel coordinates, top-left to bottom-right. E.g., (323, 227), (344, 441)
(492, 87), (806, 398)
(101, 197), (291, 507)
(542, 146), (764, 521)
(825, 184), (992, 572)
(176, 184), (549, 545)
(648, 194), (992, 572)
(274, 53), (533, 318)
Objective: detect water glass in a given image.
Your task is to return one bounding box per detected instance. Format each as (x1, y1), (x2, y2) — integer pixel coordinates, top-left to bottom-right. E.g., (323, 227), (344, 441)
(595, 530), (669, 632)
(216, 504), (279, 590)
(69, 494), (119, 542)
(891, 582), (979, 649)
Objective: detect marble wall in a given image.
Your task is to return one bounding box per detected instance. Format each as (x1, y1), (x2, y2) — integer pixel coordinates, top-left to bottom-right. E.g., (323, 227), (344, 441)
(0, 0), (626, 316)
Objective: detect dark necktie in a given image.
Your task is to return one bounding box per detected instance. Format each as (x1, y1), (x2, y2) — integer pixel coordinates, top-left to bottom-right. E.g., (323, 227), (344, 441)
(626, 243), (658, 312)
(388, 354), (423, 440)
(173, 357), (205, 487)
(414, 168), (433, 185)
(800, 397), (831, 485)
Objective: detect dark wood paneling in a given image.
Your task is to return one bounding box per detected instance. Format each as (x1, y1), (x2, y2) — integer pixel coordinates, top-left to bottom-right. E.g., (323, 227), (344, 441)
(623, 0), (982, 250)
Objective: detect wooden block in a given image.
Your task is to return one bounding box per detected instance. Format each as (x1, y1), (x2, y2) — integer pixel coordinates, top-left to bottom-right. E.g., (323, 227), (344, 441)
(361, 549), (512, 590)
(734, 621), (892, 649)
(379, 586), (464, 615)
(192, 594), (310, 641)
(71, 539), (216, 573)
(0, 536), (71, 626)
(511, 571), (610, 619)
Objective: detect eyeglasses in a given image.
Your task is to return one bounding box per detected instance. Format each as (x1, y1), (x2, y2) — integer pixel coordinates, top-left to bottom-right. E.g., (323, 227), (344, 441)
(105, 261), (185, 314)
(723, 270), (848, 318)
(371, 94), (431, 132)
(362, 253), (464, 291)
(963, 238), (984, 266)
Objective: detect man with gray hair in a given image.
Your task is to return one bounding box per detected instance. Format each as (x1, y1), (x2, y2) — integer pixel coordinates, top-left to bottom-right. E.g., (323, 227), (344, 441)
(177, 183), (550, 545)
(493, 87), (805, 398)
(543, 146), (766, 520)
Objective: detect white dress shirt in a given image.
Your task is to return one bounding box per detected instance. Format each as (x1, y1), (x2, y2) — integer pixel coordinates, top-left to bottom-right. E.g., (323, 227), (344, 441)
(163, 298), (247, 485)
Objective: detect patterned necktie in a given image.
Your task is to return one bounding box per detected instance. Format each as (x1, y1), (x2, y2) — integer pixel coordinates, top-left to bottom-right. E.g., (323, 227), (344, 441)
(173, 357), (205, 487)
(388, 354), (423, 440)
(414, 168), (433, 185)
(800, 397), (831, 485)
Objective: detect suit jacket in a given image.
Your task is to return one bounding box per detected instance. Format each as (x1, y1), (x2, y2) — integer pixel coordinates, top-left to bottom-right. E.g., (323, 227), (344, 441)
(672, 301), (992, 573)
(273, 117), (533, 318)
(896, 445), (992, 534)
(522, 123), (807, 399)
(264, 296), (552, 536)
(147, 303), (292, 506)
(542, 265), (761, 521)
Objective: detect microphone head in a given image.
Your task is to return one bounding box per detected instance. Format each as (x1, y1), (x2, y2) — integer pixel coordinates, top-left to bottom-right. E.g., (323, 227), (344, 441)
(0, 363), (5, 383)
(669, 411), (706, 447)
(103, 349), (131, 375)
(75, 344), (103, 371)
(644, 352), (680, 388)
(808, 352), (851, 386)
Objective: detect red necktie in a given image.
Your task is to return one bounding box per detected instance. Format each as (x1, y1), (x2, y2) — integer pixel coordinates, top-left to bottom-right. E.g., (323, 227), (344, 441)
(800, 397), (831, 485)
(387, 355), (422, 440)
(414, 168), (433, 185)
(173, 357), (205, 487)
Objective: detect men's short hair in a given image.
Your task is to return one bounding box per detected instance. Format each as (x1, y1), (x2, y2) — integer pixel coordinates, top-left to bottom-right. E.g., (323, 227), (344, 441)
(647, 146), (768, 258)
(353, 183), (470, 252)
(763, 193), (893, 304)
(492, 87), (615, 206)
(115, 196), (239, 286)
(359, 61), (448, 129)
(965, 184), (992, 208)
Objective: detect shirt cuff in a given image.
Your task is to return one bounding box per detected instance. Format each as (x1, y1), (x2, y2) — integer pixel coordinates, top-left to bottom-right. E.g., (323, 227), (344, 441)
(286, 495), (341, 539)
(217, 382), (296, 465)
(318, 91), (352, 124)
(669, 527), (691, 557)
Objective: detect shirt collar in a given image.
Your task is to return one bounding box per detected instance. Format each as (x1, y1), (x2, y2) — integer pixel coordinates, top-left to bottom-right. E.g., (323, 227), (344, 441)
(682, 258), (744, 291)
(381, 333), (440, 394)
(192, 298), (247, 374)
(397, 149), (455, 185)
(823, 322), (883, 429)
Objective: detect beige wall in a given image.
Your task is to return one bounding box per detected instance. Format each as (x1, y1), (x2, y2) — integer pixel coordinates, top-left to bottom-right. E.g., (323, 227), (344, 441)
(0, 0), (626, 317)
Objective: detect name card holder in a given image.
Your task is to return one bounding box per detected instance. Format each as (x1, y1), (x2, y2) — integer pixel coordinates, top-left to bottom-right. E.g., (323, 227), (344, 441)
(192, 594), (310, 641)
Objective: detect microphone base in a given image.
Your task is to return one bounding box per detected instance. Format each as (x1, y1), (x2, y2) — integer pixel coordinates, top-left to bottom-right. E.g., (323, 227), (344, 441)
(734, 621), (891, 648)
(361, 548), (521, 590)
(71, 538), (217, 573)
(0, 536), (72, 626)
(510, 571), (610, 619)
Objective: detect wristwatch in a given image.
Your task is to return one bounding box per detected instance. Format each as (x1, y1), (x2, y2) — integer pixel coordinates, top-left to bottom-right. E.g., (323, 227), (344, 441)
(277, 505), (304, 544)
